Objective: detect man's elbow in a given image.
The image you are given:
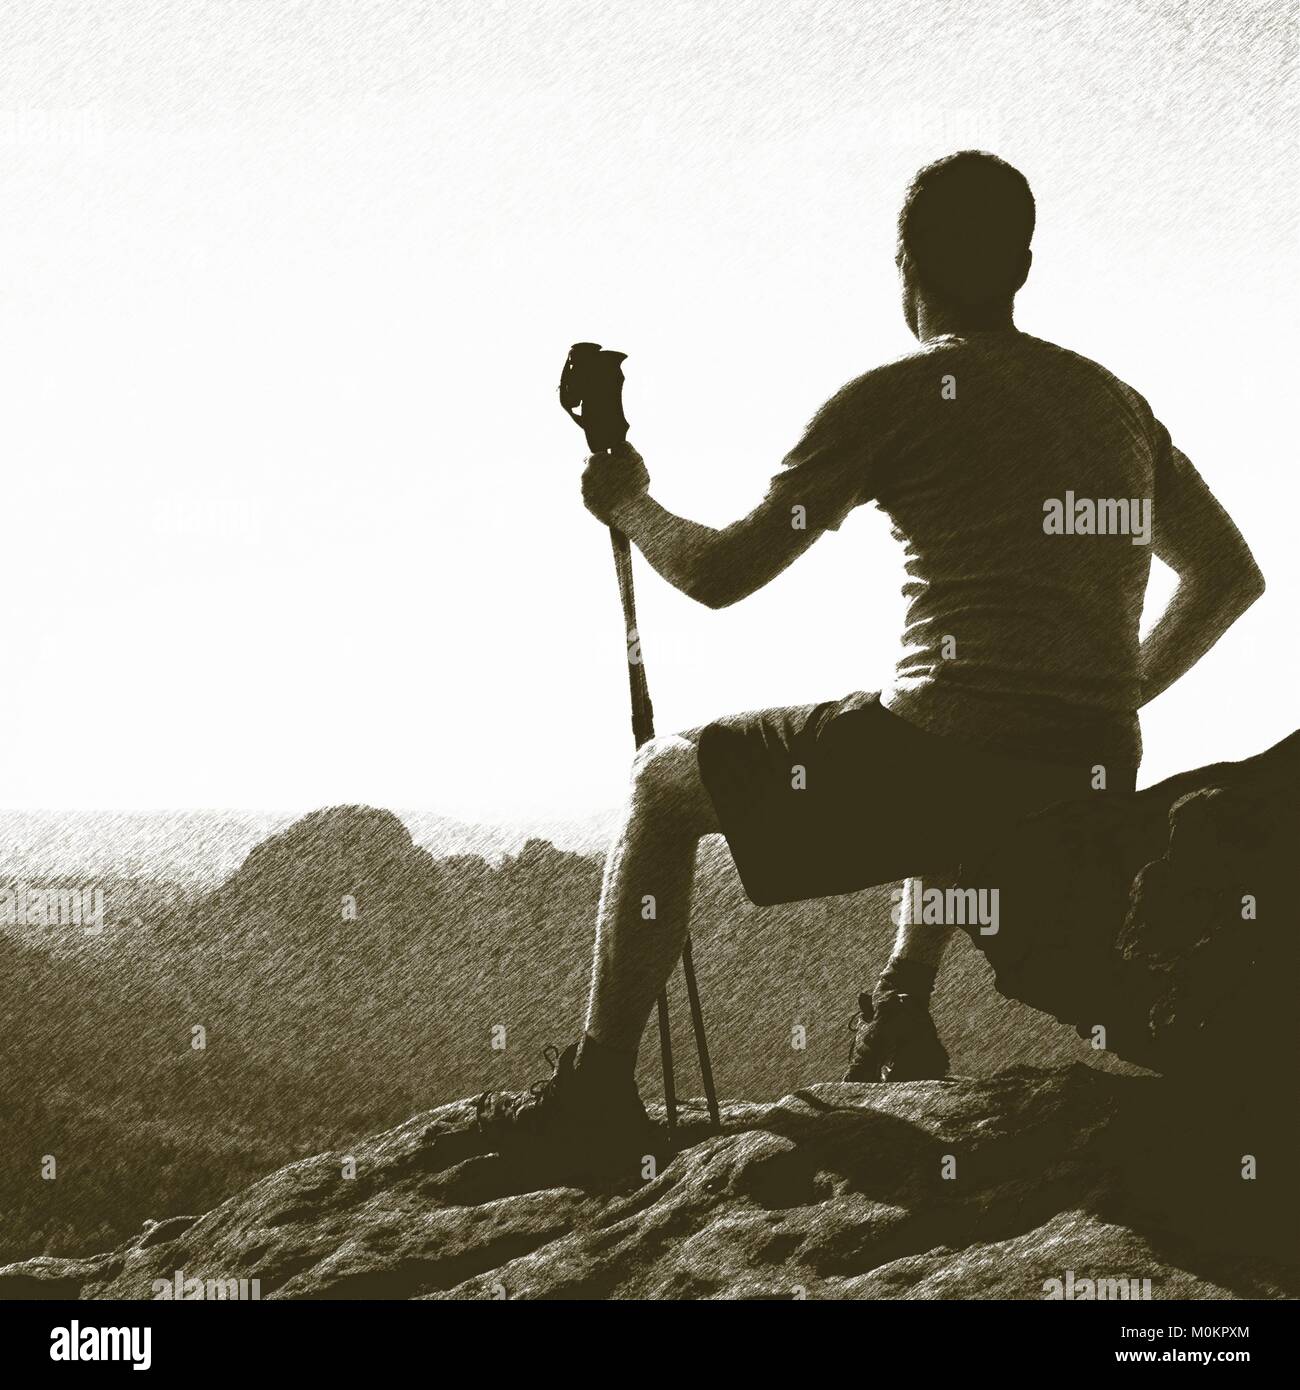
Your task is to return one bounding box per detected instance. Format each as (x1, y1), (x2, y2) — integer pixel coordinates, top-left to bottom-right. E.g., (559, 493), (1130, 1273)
(1232, 559), (1266, 610)
(682, 557), (748, 610)
(687, 576), (744, 610)
(1189, 559), (1265, 616)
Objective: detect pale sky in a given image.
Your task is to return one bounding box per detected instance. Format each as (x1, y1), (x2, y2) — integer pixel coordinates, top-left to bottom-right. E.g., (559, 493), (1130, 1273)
(0, 1), (1293, 819)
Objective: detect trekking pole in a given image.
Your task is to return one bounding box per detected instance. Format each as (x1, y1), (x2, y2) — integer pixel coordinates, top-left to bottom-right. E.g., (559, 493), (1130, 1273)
(608, 524), (678, 1134)
(606, 526), (720, 1130)
(559, 343), (722, 1135)
(680, 936), (720, 1129)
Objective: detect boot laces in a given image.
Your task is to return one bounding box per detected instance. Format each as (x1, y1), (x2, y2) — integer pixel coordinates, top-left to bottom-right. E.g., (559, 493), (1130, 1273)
(526, 1044), (563, 1100)
(476, 1044), (564, 1126)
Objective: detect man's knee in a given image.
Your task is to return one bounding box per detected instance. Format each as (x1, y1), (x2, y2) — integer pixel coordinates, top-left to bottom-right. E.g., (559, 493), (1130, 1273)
(628, 734), (715, 833)
(630, 735), (697, 806)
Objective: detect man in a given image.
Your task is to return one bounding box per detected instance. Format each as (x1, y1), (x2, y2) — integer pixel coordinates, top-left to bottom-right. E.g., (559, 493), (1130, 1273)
(478, 151), (1264, 1168)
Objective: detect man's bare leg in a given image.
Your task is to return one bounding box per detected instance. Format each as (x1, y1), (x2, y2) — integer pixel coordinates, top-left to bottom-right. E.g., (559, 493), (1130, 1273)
(580, 734), (717, 1083)
(474, 732), (719, 1162)
(846, 871), (956, 1081)
(875, 873), (957, 1002)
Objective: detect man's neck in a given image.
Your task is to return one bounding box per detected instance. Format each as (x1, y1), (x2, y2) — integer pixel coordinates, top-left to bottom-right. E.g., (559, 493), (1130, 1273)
(917, 300), (1016, 342)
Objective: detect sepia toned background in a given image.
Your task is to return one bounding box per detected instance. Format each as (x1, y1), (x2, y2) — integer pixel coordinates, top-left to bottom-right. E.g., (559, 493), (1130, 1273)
(0, 0), (1292, 824)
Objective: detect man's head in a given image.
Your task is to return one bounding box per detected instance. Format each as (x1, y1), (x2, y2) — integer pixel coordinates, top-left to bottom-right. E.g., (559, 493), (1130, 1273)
(897, 151), (1035, 337)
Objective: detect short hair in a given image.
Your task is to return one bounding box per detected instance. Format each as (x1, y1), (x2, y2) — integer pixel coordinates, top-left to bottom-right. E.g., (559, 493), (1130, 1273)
(898, 152), (1035, 310)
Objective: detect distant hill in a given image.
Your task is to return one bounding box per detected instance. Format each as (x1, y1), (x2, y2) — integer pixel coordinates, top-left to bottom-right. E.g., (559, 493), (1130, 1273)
(0, 807), (619, 887)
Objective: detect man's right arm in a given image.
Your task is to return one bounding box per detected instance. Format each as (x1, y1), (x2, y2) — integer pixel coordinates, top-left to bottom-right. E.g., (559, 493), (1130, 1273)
(1138, 429), (1265, 707)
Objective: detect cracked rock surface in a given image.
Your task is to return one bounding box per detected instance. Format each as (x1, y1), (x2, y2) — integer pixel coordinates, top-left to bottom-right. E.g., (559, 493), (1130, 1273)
(4, 1065), (1293, 1301)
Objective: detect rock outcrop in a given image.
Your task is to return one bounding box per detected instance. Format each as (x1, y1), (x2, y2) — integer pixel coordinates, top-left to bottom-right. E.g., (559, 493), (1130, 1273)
(2, 1064), (1294, 1300)
(964, 729), (1300, 1077)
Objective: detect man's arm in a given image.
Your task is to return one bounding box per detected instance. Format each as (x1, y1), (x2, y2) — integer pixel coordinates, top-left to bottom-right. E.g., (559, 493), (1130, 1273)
(604, 483), (825, 612)
(581, 440), (855, 609)
(1138, 435), (1265, 707)
(582, 380), (871, 610)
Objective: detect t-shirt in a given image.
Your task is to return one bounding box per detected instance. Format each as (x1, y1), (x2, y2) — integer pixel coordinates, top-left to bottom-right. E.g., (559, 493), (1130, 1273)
(766, 329), (1185, 770)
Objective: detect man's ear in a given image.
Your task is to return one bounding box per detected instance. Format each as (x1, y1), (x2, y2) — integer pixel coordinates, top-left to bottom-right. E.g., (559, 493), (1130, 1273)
(1013, 247), (1033, 293)
(898, 251), (922, 337)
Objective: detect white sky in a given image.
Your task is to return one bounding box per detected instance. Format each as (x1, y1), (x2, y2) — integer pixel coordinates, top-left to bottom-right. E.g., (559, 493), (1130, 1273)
(0, 0), (1293, 818)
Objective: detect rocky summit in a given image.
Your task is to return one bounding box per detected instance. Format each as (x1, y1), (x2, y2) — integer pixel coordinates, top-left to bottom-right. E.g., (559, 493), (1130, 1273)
(2, 1063), (1294, 1301)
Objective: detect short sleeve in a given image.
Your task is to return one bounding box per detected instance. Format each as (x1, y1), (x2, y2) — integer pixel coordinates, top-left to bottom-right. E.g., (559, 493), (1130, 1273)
(764, 379), (876, 534)
(1149, 414), (1203, 533)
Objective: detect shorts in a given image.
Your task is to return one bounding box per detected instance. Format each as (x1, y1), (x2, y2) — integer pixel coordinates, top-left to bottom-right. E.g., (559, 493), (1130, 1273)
(696, 690), (1136, 907)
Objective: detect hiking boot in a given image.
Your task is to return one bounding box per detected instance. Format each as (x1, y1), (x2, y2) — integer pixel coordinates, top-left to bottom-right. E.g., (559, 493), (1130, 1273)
(475, 1043), (658, 1177)
(844, 991), (950, 1082)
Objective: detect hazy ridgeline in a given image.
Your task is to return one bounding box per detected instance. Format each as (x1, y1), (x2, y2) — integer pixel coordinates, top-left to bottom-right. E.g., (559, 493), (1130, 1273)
(0, 806), (1113, 1264)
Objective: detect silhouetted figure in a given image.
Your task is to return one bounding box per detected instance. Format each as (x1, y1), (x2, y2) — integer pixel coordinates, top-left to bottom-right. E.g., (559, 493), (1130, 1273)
(478, 151), (1265, 1170)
